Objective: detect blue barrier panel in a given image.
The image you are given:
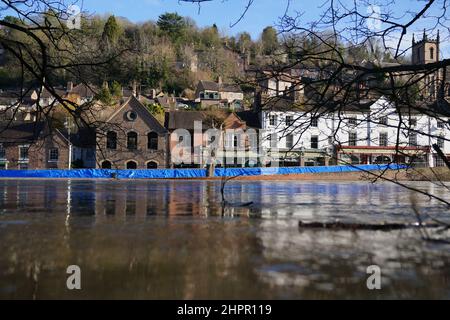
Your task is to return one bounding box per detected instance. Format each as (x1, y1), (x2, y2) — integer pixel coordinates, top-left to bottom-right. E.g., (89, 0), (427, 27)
(214, 164), (408, 177)
(0, 164), (407, 179)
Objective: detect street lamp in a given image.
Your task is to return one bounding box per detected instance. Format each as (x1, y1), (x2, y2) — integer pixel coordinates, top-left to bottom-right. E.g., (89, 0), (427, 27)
(64, 117), (74, 170)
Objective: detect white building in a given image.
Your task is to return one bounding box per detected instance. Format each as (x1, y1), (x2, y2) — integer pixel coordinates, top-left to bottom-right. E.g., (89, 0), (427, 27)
(260, 100), (335, 167)
(260, 96), (450, 168)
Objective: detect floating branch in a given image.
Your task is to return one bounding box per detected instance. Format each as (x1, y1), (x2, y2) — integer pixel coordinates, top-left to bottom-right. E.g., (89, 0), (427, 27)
(298, 221), (442, 231)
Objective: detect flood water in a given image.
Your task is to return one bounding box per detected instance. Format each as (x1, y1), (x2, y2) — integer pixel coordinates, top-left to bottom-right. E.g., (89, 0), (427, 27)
(0, 179), (449, 299)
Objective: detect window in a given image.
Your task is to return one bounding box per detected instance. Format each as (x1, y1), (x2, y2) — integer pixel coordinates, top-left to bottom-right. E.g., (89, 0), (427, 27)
(379, 132), (388, 147)
(438, 136), (445, 149)
(286, 135), (294, 149)
(409, 132), (417, 146)
(18, 163), (28, 170)
(269, 115), (277, 126)
(147, 161), (158, 169)
(126, 161), (138, 169)
(102, 161), (112, 169)
(147, 132), (158, 150)
(311, 118), (318, 127)
(286, 116), (294, 126)
(19, 146), (29, 161)
(233, 136), (239, 148)
(0, 144), (5, 160)
(127, 132), (138, 150)
(430, 47), (435, 60)
(328, 136), (333, 145)
(269, 133), (277, 148)
(437, 121), (445, 129)
(348, 117), (357, 126)
(409, 118), (417, 127)
(126, 111), (137, 122)
(49, 148), (59, 162)
(106, 131), (117, 150)
(379, 117), (388, 125)
(311, 136), (319, 149)
(349, 132), (357, 146)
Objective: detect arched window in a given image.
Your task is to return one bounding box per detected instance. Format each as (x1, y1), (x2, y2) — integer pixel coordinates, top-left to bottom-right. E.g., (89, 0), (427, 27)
(106, 131), (117, 150)
(126, 161), (138, 169)
(127, 132), (138, 150)
(430, 47), (435, 60)
(147, 132), (158, 150)
(147, 161), (158, 169)
(102, 160), (112, 169)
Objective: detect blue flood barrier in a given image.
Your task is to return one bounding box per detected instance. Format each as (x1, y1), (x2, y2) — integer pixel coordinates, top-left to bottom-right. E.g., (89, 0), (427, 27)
(214, 164), (407, 177)
(0, 164), (408, 179)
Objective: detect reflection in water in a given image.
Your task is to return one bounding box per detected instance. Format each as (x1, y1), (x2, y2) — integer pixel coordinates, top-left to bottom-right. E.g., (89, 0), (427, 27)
(0, 179), (449, 299)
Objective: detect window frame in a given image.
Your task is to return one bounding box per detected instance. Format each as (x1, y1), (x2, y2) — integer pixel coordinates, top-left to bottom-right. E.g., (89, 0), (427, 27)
(106, 131), (117, 150)
(48, 148), (59, 162)
(311, 135), (319, 149)
(127, 132), (138, 150)
(379, 132), (388, 147)
(285, 134), (294, 149)
(269, 114), (277, 126)
(286, 116), (294, 126)
(18, 145), (29, 161)
(147, 132), (159, 150)
(409, 132), (418, 147)
(349, 132), (357, 147)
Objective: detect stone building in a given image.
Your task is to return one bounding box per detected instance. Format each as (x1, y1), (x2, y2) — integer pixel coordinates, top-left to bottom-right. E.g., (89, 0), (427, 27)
(412, 30), (442, 100)
(195, 78), (244, 110)
(96, 96), (169, 169)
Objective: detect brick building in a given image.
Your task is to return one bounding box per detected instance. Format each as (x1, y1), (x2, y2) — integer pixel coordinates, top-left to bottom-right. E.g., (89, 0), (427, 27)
(96, 96), (169, 169)
(0, 121), (70, 170)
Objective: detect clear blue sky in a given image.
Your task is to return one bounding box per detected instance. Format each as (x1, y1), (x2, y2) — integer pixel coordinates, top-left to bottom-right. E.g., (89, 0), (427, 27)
(80, 0), (448, 55)
(82, 0), (299, 39)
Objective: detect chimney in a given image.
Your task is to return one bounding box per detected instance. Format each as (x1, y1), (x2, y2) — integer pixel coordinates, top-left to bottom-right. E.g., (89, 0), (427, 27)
(67, 81), (73, 92)
(218, 76), (223, 86)
(132, 80), (137, 97)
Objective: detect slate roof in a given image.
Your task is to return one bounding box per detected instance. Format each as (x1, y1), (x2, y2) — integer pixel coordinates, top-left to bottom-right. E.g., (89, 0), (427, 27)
(0, 121), (45, 144)
(69, 83), (97, 98)
(164, 111), (208, 130)
(198, 80), (242, 93)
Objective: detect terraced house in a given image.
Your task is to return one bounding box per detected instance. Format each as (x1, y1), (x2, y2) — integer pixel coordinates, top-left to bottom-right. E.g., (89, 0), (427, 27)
(0, 121), (70, 170)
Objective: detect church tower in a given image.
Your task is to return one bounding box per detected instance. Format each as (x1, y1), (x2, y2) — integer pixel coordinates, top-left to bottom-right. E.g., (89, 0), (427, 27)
(412, 29), (440, 64)
(412, 30), (441, 100)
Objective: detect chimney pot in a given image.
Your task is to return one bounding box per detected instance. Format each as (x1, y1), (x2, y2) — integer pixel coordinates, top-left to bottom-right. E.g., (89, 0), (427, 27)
(67, 81), (74, 92)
